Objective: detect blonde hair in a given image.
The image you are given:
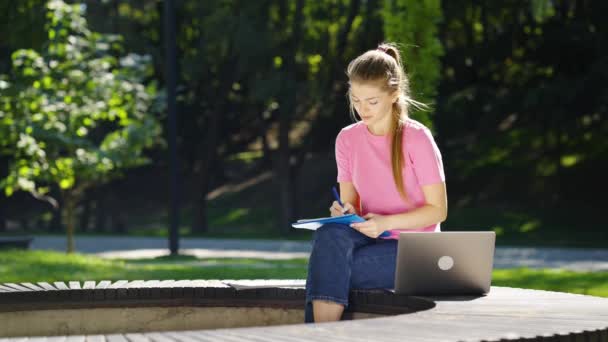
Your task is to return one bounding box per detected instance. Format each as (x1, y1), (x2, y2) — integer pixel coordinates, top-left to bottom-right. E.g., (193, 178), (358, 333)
(346, 42), (427, 202)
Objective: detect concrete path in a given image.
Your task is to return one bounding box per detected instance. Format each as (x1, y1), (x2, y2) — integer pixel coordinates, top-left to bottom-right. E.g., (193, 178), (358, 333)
(29, 235), (608, 272)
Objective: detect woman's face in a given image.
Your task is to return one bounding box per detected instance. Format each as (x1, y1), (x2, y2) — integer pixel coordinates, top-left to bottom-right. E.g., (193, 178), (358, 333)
(349, 81), (397, 135)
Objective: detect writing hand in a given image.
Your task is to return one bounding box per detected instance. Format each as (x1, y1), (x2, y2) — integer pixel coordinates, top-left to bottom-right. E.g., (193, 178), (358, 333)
(329, 201), (356, 217)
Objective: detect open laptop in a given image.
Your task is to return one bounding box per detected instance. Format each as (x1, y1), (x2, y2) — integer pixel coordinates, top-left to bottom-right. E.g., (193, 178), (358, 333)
(393, 231), (496, 296)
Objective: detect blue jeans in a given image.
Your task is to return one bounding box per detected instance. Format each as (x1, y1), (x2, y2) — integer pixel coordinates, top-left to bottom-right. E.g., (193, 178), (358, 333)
(304, 223), (398, 323)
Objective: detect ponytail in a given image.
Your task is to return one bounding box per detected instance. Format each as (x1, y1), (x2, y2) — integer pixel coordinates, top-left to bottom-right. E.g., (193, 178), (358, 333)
(347, 42), (429, 204)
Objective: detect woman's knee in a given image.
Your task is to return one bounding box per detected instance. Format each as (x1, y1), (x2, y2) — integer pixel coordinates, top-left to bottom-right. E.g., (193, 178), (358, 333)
(314, 223), (356, 242)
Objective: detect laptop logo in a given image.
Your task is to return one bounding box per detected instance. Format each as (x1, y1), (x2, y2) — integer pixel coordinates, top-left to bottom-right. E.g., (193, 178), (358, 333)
(438, 256), (454, 271)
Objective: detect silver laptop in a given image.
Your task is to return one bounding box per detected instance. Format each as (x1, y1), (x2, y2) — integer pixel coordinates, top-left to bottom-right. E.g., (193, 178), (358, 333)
(394, 232), (496, 295)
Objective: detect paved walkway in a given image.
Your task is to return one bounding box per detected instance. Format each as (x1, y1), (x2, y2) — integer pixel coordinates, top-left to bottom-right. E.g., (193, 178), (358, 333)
(29, 235), (608, 272)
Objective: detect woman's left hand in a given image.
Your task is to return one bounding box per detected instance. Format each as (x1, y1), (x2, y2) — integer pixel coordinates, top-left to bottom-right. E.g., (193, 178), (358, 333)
(350, 213), (388, 238)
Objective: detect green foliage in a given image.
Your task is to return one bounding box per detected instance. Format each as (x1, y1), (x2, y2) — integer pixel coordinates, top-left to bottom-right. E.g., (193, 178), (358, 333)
(438, 0), (608, 211)
(1, 0), (604, 243)
(383, 0), (443, 128)
(0, 0), (163, 200)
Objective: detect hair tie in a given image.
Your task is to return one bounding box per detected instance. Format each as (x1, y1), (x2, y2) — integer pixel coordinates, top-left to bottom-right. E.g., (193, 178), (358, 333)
(377, 46), (388, 53)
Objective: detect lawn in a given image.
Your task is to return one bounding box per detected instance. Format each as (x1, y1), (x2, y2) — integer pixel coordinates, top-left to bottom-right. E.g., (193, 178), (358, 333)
(1, 250), (606, 298)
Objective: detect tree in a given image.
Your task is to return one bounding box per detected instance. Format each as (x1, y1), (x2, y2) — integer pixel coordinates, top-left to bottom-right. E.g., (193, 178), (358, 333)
(383, 0), (443, 129)
(0, 0), (163, 253)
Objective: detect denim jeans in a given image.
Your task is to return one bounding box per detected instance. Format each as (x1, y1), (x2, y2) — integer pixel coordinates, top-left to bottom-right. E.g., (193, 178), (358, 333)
(304, 223), (398, 323)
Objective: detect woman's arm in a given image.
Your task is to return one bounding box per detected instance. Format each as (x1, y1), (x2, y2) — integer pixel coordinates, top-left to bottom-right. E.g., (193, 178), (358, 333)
(351, 182), (447, 237)
(386, 182), (447, 230)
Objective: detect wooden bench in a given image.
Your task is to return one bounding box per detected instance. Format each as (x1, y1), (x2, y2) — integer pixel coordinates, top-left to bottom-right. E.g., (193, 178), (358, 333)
(0, 279), (607, 341)
(0, 236), (33, 250)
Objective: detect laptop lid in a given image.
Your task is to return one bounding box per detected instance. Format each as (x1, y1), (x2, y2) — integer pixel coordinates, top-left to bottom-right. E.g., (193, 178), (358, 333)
(394, 231), (496, 296)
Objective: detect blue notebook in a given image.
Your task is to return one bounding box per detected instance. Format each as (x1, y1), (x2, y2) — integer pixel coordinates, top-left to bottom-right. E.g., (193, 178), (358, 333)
(291, 214), (366, 230)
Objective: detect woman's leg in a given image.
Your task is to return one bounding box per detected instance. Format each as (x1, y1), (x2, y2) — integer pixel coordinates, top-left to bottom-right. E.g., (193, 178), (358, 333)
(312, 300), (345, 322)
(349, 239), (398, 290)
(304, 223), (374, 323)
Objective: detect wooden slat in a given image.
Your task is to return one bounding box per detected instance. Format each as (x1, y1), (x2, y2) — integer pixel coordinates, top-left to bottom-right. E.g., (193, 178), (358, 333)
(143, 333), (173, 342)
(122, 334), (149, 342)
(160, 332), (200, 342)
(53, 282), (69, 290)
(125, 280), (147, 288)
(83, 281), (96, 290)
(169, 331), (217, 342)
(20, 283), (45, 291)
(157, 280), (176, 287)
(65, 336), (85, 342)
(95, 280), (112, 289)
(26, 338), (47, 342)
(0, 284), (19, 292)
(3, 283), (32, 291)
(192, 331), (267, 342)
(37, 282), (58, 291)
(85, 336), (105, 342)
(173, 280), (196, 287)
(187, 280), (212, 288)
(203, 280), (230, 288)
(170, 280), (193, 287)
(104, 336), (127, 342)
(68, 281), (81, 290)
(140, 280), (161, 288)
(108, 280), (129, 289)
(45, 336), (66, 342)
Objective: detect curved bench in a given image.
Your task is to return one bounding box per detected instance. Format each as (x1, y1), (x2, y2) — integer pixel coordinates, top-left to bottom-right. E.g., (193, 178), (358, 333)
(0, 279), (607, 341)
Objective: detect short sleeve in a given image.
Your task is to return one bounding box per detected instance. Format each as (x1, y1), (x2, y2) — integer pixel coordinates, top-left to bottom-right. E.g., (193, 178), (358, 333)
(335, 130), (352, 182)
(409, 127), (445, 185)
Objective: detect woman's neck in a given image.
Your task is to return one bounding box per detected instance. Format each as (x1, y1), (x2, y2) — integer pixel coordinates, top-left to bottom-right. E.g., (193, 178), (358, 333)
(366, 116), (393, 136)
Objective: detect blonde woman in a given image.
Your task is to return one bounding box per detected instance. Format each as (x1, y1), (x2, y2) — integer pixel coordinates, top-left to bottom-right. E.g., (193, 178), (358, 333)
(305, 42), (448, 323)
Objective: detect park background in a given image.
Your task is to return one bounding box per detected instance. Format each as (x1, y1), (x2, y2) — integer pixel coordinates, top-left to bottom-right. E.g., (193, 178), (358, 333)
(0, 0), (606, 296)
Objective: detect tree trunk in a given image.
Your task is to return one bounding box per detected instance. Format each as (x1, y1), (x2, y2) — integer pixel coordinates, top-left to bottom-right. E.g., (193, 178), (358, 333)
(276, 0), (305, 234)
(63, 192), (76, 254)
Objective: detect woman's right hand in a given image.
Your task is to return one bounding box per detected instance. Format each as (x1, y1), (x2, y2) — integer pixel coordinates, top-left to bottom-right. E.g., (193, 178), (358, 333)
(329, 201), (356, 217)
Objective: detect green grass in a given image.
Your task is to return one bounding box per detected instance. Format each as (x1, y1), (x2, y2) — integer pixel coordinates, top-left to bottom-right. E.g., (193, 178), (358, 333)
(0, 250), (308, 283)
(492, 268), (608, 297)
(0, 250), (606, 298)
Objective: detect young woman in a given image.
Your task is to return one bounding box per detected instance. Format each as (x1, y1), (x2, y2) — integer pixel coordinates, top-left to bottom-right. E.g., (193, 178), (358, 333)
(304, 42), (447, 323)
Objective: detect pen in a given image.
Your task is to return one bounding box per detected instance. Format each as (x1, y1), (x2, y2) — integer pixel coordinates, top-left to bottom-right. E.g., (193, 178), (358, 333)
(333, 186), (388, 237)
(332, 186), (347, 214)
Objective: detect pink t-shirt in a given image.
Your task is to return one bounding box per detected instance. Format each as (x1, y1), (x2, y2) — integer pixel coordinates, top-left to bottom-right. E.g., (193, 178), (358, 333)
(335, 118), (445, 239)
